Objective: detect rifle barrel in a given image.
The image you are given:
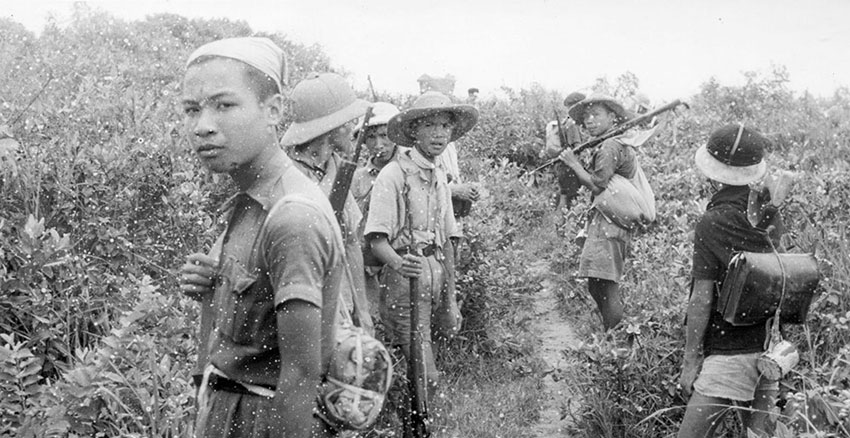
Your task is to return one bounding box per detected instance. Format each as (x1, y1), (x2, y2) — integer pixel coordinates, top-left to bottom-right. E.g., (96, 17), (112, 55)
(329, 106), (374, 221)
(531, 99), (686, 173)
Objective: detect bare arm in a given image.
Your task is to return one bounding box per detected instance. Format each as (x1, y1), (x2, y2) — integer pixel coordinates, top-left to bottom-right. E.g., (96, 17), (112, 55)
(368, 234), (423, 278)
(272, 299), (323, 437)
(680, 279), (715, 395)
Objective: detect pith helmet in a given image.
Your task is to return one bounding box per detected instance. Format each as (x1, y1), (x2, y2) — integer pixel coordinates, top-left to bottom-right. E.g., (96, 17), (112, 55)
(387, 91), (479, 147)
(695, 124), (769, 186)
(568, 93), (632, 126)
(281, 72), (370, 147)
(353, 102), (400, 137)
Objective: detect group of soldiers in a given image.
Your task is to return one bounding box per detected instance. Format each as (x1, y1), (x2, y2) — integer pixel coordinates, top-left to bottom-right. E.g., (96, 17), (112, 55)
(177, 36), (479, 437)
(176, 36), (793, 437)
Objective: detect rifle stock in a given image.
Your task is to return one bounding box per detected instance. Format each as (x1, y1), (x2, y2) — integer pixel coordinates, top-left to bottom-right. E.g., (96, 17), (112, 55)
(329, 106), (374, 224)
(405, 269), (431, 438)
(531, 99), (687, 174)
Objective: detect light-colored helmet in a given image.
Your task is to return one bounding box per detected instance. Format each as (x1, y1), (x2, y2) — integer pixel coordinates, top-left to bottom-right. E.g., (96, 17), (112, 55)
(281, 72), (370, 147)
(353, 102), (400, 137)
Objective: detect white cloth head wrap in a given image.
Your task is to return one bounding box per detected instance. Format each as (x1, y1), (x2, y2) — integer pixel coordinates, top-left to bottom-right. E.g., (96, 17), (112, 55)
(186, 37), (286, 92)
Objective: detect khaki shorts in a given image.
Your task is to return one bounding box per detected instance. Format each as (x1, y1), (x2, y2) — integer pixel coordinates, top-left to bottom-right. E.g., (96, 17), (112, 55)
(577, 212), (631, 282)
(379, 255), (447, 384)
(694, 353), (779, 402)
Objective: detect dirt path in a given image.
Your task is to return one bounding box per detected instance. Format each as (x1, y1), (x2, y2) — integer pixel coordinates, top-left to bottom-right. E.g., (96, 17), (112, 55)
(525, 259), (580, 437)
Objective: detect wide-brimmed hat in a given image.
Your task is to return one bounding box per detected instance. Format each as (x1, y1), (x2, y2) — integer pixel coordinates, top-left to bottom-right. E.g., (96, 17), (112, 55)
(568, 93), (632, 125)
(387, 91), (479, 147)
(695, 124), (769, 185)
(281, 72), (370, 147)
(353, 102), (400, 137)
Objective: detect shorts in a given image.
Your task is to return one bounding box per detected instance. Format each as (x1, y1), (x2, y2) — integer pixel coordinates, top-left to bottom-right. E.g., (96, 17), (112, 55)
(693, 353), (779, 402)
(577, 212), (631, 282)
(379, 255), (447, 384)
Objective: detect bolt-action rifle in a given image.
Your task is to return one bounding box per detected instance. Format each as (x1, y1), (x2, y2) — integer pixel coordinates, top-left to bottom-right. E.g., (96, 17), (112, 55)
(404, 250), (431, 438)
(328, 106), (374, 225)
(402, 179), (431, 438)
(531, 99), (687, 174)
(367, 75), (379, 102)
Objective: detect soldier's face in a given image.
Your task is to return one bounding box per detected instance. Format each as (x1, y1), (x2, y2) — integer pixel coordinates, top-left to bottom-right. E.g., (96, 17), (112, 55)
(329, 122), (355, 158)
(181, 58), (279, 175)
(412, 113), (454, 160)
(582, 104), (616, 136)
(365, 125), (394, 162)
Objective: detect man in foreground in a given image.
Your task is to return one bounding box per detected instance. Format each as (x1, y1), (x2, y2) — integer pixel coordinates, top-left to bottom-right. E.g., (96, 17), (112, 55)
(178, 37), (343, 437)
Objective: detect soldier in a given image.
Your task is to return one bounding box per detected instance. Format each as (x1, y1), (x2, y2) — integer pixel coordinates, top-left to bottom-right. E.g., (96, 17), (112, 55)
(364, 91), (477, 397)
(350, 101), (402, 322)
(351, 102), (402, 218)
(679, 125), (784, 438)
(282, 72), (374, 335)
(558, 94), (637, 331)
(542, 91), (586, 210)
(178, 37), (343, 437)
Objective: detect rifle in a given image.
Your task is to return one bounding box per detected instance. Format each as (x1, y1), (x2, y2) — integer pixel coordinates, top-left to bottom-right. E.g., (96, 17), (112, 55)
(402, 179), (430, 437)
(404, 252), (431, 438)
(367, 75), (379, 102)
(328, 106), (374, 225)
(530, 99), (687, 174)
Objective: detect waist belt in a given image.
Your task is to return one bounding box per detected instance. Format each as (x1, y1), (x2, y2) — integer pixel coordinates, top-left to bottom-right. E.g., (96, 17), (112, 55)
(208, 373), (275, 396)
(396, 242), (438, 257)
(198, 364), (276, 404)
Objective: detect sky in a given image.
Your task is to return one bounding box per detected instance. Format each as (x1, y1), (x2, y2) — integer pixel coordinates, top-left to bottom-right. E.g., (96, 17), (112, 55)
(4, 0), (850, 103)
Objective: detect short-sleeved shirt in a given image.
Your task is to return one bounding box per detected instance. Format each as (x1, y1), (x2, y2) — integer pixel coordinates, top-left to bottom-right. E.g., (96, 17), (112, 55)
(207, 153), (344, 388)
(290, 152), (362, 243)
(588, 137), (636, 190)
(290, 151), (372, 332)
(364, 147), (460, 249)
(692, 185), (783, 356)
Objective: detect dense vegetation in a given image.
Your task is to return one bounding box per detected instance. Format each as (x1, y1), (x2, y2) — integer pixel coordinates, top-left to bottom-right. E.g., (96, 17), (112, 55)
(2, 6), (849, 438)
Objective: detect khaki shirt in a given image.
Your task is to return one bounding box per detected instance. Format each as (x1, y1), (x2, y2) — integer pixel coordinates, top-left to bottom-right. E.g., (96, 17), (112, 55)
(206, 153), (343, 387)
(290, 152), (373, 333)
(364, 147), (460, 249)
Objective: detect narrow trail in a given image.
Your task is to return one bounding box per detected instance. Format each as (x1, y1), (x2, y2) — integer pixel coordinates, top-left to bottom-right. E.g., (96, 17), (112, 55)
(525, 251), (581, 437)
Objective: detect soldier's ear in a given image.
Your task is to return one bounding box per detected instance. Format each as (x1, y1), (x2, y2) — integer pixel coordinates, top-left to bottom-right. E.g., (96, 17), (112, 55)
(263, 94), (284, 127)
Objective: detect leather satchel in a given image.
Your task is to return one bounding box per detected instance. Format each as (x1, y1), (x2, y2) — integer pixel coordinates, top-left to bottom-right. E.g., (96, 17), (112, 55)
(718, 251), (820, 326)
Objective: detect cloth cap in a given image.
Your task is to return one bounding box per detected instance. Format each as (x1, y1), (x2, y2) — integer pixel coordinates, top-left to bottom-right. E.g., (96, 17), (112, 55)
(186, 37), (286, 93)
(281, 72), (371, 147)
(568, 93), (633, 125)
(387, 91), (479, 147)
(695, 124), (769, 185)
(564, 91), (586, 108)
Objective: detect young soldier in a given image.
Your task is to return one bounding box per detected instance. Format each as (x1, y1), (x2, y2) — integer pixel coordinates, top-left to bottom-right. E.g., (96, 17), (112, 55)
(281, 72), (374, 335)
(350, 102), (402, 322)
(177, 37), (343, 437)
(679, 125), (783, 438)
(364, 91), (478, 395)
(558, 94), (635, 331)
(350, 102), (402, 217)
(542, 91), (586, 210)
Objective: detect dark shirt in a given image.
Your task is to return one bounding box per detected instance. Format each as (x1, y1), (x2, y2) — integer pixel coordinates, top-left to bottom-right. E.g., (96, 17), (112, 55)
(589, 138), (636, 190)
(691, 185), (783, 355)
